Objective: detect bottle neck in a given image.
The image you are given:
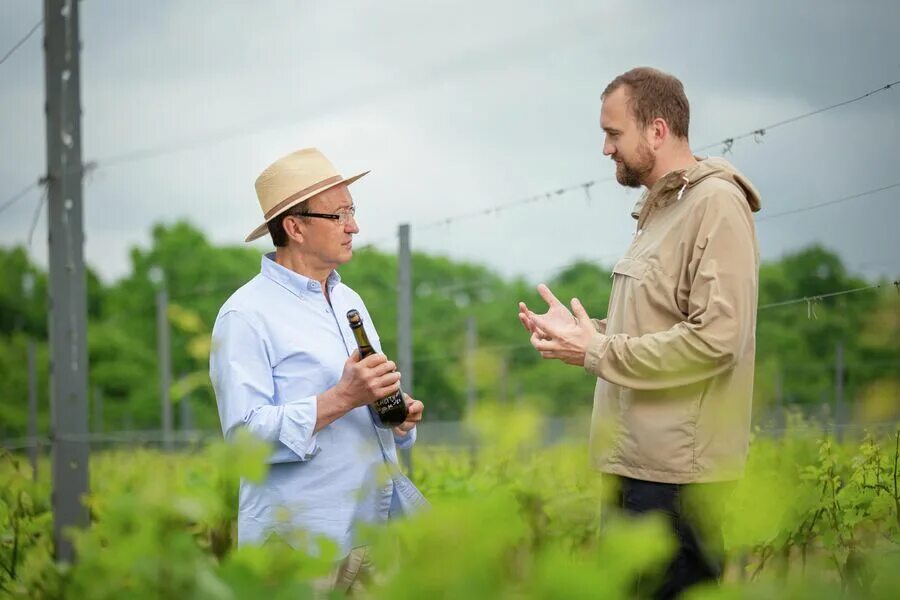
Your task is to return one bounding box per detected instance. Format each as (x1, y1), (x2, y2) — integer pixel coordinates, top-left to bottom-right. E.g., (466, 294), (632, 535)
(351, 325), (375, 357)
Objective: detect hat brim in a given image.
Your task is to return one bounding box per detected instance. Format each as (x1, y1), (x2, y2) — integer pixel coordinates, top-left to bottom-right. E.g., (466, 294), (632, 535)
(244, 170), (370, 243)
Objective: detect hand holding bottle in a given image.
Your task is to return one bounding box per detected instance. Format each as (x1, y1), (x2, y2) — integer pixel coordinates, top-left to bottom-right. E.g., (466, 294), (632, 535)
(346, 309), (410, 428)
(335, 350), (401, 410)
(394, 393), (424, 436)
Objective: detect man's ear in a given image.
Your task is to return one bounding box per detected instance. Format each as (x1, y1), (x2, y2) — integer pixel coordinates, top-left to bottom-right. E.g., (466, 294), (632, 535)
(283, 215), (305, 245)
(649, 117), (669, 150)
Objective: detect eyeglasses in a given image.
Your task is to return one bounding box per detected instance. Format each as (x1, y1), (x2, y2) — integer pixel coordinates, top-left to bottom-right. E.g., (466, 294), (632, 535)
(289, 204), (356, 226)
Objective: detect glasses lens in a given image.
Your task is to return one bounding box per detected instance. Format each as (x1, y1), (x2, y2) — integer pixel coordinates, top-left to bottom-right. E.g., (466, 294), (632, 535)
(339, 205), (356, 225)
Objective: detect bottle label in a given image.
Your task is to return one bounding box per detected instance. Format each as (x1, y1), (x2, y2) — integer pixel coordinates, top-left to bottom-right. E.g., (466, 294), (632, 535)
(375, 392), (404, 411)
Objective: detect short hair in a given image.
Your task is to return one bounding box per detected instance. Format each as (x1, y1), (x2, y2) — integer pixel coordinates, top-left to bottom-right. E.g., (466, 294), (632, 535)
(267, 199), (309, 247)
(602, 67), (690, 139)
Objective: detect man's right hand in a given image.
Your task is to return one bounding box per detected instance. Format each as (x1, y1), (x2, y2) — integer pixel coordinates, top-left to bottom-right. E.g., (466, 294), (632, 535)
(518, 301), (551, 340)
(333, 350), (401, 410)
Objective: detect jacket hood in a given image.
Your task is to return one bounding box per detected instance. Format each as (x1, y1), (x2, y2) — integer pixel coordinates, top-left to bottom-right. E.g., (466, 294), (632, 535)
(631, 156), (762, 222)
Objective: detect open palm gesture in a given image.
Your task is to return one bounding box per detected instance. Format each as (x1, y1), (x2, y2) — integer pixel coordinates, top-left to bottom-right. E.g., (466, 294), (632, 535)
(518, 284), (596, 366)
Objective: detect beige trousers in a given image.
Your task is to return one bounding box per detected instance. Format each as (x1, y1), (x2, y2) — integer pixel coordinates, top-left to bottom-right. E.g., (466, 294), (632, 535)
(313, 546), (373, 597)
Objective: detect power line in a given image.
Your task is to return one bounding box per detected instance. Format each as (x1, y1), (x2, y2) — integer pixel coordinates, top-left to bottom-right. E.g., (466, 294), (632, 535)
(95, 126), (269, 169)
(26, 185), (48, 247)
(386, 78), (900, 233)
(1, 161), (96, 220)
(82, 10), (603, 171)
(6, 75), (896, 235)
(412, 281), (900, 364)
(91, 76), (896, 189)
(0, 180), (42, 216)
(0, 19), (42, 67)
(418, 178), (610, 231)
(756, 181), (900, 222)
(9, 177), (888, 310)
(757, 281), (898, 311)
(409, 179), (900, 288)
(695, 79), (900, 154)
(363, 175), (898, 300)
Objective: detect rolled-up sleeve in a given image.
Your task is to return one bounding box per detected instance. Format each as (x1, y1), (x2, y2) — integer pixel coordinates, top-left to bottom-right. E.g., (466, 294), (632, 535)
(210, 310), (319, 461)
(584, 189), (757, 390)
(394, 427), (417, 450)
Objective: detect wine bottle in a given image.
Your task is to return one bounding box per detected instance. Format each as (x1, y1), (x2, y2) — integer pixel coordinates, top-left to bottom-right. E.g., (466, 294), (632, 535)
(346, 309), (409, 428)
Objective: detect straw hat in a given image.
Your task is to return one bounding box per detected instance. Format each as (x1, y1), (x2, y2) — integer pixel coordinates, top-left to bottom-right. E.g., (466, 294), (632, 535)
(245, 148), (369, 242)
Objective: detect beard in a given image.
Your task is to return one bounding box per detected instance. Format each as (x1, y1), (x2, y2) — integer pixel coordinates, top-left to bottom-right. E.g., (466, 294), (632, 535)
(615, 142), (655, 188)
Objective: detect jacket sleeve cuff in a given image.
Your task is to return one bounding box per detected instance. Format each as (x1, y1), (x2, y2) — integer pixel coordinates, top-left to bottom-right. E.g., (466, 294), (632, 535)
(394, 426), (417, 450)
(277, 395), (320, 461)
(591, 318), (608, 335)
(584, 333), (609, 377)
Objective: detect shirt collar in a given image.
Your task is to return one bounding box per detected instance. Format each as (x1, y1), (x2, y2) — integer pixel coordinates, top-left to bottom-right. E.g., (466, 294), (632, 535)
(261, 252), (342, 297)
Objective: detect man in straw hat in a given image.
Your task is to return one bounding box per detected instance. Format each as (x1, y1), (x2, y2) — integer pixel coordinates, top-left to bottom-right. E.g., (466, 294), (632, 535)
(210, 147), (426, 592)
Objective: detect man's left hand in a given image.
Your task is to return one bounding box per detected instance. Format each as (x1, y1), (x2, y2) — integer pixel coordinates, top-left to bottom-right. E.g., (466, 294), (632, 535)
(394, 394), (424, 436)
(520, 284), (596, 366)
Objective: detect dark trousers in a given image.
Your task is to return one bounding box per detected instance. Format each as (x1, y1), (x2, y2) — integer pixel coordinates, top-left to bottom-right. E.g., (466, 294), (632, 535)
(617, 476), (732, 600)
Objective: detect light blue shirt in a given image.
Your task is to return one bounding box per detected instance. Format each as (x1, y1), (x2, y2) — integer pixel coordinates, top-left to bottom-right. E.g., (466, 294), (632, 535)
(210, 253), (421, 555)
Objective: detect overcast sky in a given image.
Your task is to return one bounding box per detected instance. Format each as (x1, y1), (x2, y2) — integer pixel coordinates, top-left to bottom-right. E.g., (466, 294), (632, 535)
(1, 0), (899, 285)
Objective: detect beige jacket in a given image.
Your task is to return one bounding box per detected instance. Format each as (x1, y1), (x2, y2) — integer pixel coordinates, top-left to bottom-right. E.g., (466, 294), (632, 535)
(585, 157), (761, 483)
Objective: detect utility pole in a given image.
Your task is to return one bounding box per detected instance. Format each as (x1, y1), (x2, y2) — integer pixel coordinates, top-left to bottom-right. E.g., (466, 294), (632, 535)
(397, 224), (414, 476)
(43, 0), (90, 561)
(92, 386), (103, 434)
(499, 354), (508, 404)
(27, 340), (39, 480)
(23, 271), (39, 480)
(151, 267), (173, 451)
(466, 316), (477, 415)
(179, 382), (193, 433)
(465, 316), (479, 468)
(774, 368), (784, 434)
(834, 341), (845, 441)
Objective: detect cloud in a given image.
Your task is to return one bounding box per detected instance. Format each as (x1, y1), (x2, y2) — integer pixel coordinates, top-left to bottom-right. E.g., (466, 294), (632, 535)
(1, 0), (898, 283)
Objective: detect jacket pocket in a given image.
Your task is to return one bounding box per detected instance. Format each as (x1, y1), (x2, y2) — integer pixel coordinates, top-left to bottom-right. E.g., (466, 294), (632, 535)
(611, 257), (648, 280)
(616, 385), (703, 475)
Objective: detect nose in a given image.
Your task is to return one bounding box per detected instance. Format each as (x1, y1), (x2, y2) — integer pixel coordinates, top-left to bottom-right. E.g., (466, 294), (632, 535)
(345, 214), (360, 234)
(602, 137), (615, 157)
